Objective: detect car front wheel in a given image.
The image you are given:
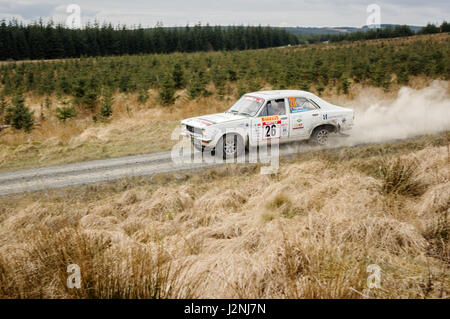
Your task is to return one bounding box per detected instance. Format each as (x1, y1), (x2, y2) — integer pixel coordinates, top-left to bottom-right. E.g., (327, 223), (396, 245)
(217, 134), (244, 159)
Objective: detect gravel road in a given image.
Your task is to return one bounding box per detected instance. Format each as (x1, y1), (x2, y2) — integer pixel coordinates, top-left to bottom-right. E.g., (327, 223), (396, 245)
(0, 151), (220, 196)
(0, 135), (388, 196)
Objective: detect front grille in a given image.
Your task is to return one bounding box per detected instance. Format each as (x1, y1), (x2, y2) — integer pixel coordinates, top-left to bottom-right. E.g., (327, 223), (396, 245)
(186, 125), (202, 134)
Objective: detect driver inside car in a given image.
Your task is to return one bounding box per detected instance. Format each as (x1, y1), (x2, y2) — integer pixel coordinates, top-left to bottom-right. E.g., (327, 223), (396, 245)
(267, 99), (286, 115)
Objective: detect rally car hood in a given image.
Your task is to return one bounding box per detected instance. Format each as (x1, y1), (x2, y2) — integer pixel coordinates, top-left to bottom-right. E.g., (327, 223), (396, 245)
(181, 112), (247, 128)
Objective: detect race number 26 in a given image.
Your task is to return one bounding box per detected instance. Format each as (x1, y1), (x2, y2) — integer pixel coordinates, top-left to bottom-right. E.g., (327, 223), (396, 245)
(262, 122), (281, 139)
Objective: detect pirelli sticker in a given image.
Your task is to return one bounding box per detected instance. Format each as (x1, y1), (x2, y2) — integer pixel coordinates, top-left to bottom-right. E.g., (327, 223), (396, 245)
(261, 116), (280, 122)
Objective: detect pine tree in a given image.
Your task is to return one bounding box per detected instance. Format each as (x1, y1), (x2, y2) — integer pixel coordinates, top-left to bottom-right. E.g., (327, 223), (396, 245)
(84, 91), (99, 112)
(172, 63), (185, 89)
(0, 95), (7, 124)
(158, 73), (176, 105)
(188, 71), (208, 99)
(396, 66), (409, 84)
(315, 83), (325, 96)
(236, 81), (247, 98)
(100, 89), (114, 118)
(441, 21), (450, 32)
(44, 96), (52, 109)
(211, 65), (227, 99)
(137, 89), (149, 105)
(55, 106), (77, 122)
(299, 81), (310, 91)
(4, 93), (34, 132)
(73, 78), (87, 105)
(340, 77), (350, 94)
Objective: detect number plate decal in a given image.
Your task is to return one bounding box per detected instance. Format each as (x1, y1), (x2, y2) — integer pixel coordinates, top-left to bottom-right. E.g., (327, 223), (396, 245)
(261, 116), (281, 140)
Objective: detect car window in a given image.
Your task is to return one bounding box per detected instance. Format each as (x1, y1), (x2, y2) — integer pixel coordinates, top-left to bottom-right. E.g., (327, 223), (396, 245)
(227, 95), (265, 116)
(288, 97), (317, 113)
(260, 99), (286, 116)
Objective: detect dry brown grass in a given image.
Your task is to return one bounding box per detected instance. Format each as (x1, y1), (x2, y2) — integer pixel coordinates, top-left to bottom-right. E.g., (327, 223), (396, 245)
(0, 134), (448, 298)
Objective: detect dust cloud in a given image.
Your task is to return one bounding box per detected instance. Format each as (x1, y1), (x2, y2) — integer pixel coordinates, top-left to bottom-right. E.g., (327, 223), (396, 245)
(346, 80), (450, 145)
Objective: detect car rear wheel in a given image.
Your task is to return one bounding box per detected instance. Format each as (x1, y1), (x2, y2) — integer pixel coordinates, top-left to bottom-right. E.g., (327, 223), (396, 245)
(311, 127), (330, 145)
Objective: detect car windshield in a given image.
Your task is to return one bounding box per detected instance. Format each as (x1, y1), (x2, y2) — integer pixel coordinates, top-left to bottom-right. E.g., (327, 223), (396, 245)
(226, 95), (265, 116)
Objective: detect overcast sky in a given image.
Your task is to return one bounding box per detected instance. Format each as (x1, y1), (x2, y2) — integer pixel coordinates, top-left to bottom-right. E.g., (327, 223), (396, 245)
(0, 0), (448, 28)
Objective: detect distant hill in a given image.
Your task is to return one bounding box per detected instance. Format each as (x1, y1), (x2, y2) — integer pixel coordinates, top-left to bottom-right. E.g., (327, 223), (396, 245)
(284, 24), (423, 36)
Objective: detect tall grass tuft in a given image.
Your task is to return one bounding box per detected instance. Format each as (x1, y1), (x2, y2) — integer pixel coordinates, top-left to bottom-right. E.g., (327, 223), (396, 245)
(379, 156), (425, 196)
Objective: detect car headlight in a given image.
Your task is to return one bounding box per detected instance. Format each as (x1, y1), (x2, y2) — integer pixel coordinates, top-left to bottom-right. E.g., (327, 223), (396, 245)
(202, 127), (219, 139)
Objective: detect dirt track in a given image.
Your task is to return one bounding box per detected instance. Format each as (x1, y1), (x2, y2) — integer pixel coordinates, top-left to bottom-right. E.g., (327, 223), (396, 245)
(0, 133), (444, 196)
(0, 151), (219, 196)
(0, 140), (321, 196)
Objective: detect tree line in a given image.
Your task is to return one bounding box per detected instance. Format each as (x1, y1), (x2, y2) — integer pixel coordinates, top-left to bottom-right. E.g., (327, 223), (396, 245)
(0, 21), (299, 61)
(298, 22), (450, 44)
(1, 19), (449, 61)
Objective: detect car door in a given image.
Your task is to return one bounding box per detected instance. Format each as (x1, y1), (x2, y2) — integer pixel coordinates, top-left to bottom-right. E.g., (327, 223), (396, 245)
(256, 98), (289, 142)
(287, 97), (321, 140)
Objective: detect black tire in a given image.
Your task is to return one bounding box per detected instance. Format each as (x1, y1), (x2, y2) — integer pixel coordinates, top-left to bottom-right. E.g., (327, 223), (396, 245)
(216, 134), (244, 159)
(310, 127), (330, 145)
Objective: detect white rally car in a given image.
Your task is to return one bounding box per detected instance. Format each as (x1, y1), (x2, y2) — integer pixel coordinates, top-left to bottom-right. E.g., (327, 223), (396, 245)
(181, 90), (354, 158)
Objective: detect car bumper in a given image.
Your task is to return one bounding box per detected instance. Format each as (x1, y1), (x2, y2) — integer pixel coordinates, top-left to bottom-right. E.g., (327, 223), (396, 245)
(181, 131), (213, 146)
(338, 123), (353, 134)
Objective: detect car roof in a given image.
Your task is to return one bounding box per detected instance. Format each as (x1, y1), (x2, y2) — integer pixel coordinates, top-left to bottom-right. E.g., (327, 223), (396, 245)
(246, 90), (316, 100)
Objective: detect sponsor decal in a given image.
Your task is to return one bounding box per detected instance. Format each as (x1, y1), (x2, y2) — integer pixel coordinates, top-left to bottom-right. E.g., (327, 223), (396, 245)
(296, 118), (302, 122)
(291, 107), (310, 113)
(323, 114), (328, 120)
(327, 114), (344, 119)
(261, 115), (280, 122)
(245, 96), (265, 103)
(293, 122), (304, 129)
